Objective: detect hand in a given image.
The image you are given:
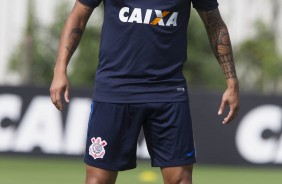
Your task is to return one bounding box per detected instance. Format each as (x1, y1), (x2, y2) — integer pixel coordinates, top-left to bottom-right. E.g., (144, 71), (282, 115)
(50, 70), (70, 111)
(218, 78), (240, 124)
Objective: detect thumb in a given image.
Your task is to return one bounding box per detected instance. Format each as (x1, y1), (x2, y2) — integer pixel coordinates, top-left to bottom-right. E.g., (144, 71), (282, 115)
(218, 100), (225, 115)
(64, 86), (70, 103)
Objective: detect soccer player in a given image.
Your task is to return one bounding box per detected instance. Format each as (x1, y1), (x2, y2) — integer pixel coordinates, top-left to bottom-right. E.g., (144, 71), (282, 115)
(50, 0), (240, 183)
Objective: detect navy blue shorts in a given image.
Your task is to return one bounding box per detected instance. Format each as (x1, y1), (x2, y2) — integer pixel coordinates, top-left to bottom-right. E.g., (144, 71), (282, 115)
(84, 101), (196, 171)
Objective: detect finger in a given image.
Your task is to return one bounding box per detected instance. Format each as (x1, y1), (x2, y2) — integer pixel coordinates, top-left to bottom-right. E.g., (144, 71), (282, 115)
(55, 90), (63, 111)
(50, 88), (56, 104)
(222, 110), (234, 125)
(64, 86), (70, 103)
(50, 89), (59, 108)
(218, 100), (226, 115)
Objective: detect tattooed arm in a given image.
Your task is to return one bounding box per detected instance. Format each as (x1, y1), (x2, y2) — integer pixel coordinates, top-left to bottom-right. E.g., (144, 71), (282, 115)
(50, 1), (94, 110)
(197, 8), (240, 124)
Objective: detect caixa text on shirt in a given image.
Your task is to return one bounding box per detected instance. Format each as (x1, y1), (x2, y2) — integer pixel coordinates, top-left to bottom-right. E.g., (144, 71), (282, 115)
(119, 7), (178, 26)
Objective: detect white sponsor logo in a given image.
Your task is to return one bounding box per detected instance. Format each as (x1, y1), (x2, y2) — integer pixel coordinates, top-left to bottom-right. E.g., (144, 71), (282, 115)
(236, 105), (282, 164)
(119, 7), (178, 26)
(0, 94), (91, 154)
(0, 93), (150, 158)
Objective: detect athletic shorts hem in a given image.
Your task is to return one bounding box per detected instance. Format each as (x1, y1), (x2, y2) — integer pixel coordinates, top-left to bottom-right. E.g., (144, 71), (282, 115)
(152, 159), (196, 167)
(93, 96), (188, 103)
(84, 159), (136, 171)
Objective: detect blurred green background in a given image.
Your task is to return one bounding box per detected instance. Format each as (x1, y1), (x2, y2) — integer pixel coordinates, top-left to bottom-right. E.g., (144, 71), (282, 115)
(6, 0), (282, 94)
(0, 157), (282, 184)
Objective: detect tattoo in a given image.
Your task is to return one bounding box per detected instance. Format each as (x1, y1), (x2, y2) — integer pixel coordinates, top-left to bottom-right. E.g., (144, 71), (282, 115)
(204, 9), (237, 79)
(64, 28), (83, 55)
(217, 54), (237, 79)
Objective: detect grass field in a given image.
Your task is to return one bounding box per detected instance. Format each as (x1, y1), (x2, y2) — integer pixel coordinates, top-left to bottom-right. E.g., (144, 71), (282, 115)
(0, 156), (282, 184)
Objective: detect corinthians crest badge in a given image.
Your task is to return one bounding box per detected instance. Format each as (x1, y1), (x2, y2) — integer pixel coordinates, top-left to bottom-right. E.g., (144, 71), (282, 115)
(89, 137), (107, 159)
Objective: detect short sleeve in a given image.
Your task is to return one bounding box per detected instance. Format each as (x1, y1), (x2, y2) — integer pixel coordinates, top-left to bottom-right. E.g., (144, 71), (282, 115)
(78, 0), (102, 8)
(192, 0), (219, 11)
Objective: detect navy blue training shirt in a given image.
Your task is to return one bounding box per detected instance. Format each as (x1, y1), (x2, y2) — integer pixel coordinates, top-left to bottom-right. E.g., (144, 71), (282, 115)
(79, 0), (219, 103)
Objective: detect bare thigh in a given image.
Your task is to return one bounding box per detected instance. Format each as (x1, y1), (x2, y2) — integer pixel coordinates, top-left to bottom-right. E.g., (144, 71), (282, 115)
(85, 164), (118, 184)
(161, 164), (193, 184)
